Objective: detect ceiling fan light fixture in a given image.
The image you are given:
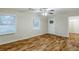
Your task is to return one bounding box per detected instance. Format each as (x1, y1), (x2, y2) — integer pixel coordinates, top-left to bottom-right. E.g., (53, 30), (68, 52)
(42, 12), (48, 16)
(28, 8), (54, 16)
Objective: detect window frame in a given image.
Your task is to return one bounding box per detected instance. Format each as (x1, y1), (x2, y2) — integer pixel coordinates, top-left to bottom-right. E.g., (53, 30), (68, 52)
(0, 14), (16, 35)
(33, 15), (40, 31)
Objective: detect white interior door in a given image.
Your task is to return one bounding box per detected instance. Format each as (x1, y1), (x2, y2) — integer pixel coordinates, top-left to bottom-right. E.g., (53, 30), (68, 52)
(48, 17), (55, 34)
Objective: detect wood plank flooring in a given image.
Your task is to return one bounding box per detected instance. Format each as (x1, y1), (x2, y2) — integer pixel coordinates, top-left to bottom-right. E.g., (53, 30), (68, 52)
(64, 33), (79, 51)
(0, 33), (79, 51)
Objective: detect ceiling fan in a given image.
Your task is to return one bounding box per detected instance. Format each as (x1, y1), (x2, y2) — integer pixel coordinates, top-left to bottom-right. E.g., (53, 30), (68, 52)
(28, 8), (54, 16)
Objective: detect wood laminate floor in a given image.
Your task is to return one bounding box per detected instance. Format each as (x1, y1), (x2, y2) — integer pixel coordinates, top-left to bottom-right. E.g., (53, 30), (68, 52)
(0, 33), (79, 51)
(64, 33), (79, 51)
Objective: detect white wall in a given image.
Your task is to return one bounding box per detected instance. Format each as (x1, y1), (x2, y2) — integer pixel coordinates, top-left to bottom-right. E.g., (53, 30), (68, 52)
(55, 14), (69, 37)
(48, 14), (69, 37)
(69, 16), (79, 33)
(0, 9), (48, 45)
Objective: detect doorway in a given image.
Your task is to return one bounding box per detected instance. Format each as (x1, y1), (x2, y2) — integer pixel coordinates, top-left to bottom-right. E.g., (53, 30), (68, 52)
(48, 15), (55, 34)
(69, 16), (79, 40)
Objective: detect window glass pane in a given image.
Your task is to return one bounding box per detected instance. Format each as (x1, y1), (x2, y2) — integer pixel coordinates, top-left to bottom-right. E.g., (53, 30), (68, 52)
(0, 15), (16, 35)
(33, 16), (40, 30)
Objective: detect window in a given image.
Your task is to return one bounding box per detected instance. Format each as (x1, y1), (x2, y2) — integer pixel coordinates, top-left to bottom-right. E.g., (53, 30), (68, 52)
(0, 15), (16, 35)
(33, 15), (40, 30)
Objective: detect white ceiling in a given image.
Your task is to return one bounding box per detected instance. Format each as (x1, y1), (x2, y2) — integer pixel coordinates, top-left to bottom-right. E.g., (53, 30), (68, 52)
(13, 8), (79, 16)
(0, 8), (79, 16)
(54, 8), (79, 16)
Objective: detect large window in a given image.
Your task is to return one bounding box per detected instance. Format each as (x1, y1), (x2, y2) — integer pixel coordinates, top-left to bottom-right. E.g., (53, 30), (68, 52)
(33, 15), (40, 30)
(0, 15), (16, 35)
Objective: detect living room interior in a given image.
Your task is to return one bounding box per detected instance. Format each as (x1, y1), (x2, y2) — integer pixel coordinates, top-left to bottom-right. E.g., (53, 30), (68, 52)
(0, 8), (79, 51)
